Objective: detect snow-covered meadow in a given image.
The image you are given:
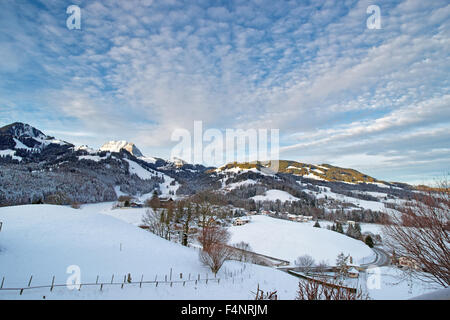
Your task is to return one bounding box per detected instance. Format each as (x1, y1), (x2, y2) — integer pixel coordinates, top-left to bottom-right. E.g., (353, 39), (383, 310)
(229, 215), (376, 266)
(0, 204), (298, 300)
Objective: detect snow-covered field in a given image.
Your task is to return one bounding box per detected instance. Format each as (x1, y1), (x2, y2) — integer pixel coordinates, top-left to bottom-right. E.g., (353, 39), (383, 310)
(0, 204), (298, 300)
(0, 204), (440, 300)
(251, 189), (300, 202)
(229, 215), (376, 266)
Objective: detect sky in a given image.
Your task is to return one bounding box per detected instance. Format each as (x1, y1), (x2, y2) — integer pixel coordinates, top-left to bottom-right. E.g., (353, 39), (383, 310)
(0, 0), (449, 184)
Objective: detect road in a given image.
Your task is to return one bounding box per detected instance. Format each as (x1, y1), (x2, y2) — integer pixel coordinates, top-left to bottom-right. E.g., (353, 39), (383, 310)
(361, 246), (391, 268)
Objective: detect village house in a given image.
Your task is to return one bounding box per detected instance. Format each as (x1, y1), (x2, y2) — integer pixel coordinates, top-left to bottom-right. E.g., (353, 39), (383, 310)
(233, 217), (250, 226)
(347, 267), (359, 278)
(159, 197), (174, 209)
(398, 256), (421, 270)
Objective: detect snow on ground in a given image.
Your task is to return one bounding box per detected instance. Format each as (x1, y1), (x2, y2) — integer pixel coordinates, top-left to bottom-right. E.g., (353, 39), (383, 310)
(138, 156), (157, 164)
(229, 215), (375, 266)
(158, 174), (180, 198)
(251, 189), (300, 202)
(0, 149), (22, 161)
(124, 159), (159, 180)
(78, 155), (108, 162)
(302, 173), (327, 181)
(0, 204), (299, 300)
(224, 179), (258, 190)
(13, 138), (32, 150)
(360, 267), (440, 300)
(81, 202), (147, 226)
(305, 186), (389, 212)
(122, 159), (180, 199)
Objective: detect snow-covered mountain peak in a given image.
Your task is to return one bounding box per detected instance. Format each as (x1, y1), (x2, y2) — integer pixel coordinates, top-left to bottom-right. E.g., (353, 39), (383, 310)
(100, 140), (144, 157)
(1, 122), (46, 140)
(0, 122), (71, 153)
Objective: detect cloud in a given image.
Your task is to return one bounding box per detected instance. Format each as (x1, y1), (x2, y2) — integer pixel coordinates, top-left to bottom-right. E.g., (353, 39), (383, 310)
(0, 0), (448, 183)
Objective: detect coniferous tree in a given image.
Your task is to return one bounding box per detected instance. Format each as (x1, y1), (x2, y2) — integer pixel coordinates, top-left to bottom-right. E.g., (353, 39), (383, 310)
(365, 235), (374, 248)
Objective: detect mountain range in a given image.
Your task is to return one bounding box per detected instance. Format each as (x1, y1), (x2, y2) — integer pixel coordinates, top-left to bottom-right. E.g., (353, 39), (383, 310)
(0, 122), (414, 214)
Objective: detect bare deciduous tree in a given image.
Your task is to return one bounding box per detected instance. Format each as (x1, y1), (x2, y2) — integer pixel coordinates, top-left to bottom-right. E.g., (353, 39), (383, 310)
(198, 220), (232, 275)
(253, 284), (278, 300)
(198, 220), (230, 252)
(199, 243), (232, 275)
(142, 208), (165, 238)
(296, 279), (369, 300)
(295, 254), (316, 275)
(382, 180), (450, 287)
(232, 241), (253, 262)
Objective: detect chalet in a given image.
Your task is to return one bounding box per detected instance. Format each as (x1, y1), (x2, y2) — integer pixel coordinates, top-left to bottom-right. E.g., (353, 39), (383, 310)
(398, 257), (421, 270)
(347, 267), (359, 278)
(233, 217), (250, 226)
(297, 215), (313, 222)
(159, 197), (174, 209)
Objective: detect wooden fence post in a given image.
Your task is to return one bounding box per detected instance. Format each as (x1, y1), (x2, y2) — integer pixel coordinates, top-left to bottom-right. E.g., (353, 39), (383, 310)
(28, 275), (33, 287)
(140, 274), (143, 288)
(96, 275), (99, 284)
(50, 276), (55, 291)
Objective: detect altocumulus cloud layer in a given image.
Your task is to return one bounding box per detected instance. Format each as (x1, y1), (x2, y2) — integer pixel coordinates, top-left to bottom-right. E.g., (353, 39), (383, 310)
(0, 0), (448, 184)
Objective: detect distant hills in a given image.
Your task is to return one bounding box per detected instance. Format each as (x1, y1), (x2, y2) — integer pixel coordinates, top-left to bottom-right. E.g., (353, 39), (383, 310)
(0, 122), (414, 210)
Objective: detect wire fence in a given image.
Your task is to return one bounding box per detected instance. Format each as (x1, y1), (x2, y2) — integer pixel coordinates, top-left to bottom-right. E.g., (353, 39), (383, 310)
(0, 265), (250, 296)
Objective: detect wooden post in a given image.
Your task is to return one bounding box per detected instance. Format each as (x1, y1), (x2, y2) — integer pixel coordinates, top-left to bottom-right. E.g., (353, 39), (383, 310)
(0, 277), (4, 289)
(140, 274), (143, 288)
(180, 273), (182, 279)
(96, 275), (99, 284)
(20, 288), (23, 295)
(111, 274), (114, 284)
(28, 275), (33, 287)
(100, 283), (103, 291)
(50, 276), (55, 291)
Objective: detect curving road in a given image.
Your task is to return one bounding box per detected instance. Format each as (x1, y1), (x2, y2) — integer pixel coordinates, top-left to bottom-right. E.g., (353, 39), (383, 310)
(361, 246), (391, 268)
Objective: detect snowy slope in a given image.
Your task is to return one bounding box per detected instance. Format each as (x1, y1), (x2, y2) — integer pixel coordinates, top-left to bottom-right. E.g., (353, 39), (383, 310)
(251, 189), (300, 202)
(0, 205), (299, 299)
(229, 215), (375, 266)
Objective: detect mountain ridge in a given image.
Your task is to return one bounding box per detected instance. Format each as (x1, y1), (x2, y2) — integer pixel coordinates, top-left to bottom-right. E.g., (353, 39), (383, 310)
(0, 122), (415, 209)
